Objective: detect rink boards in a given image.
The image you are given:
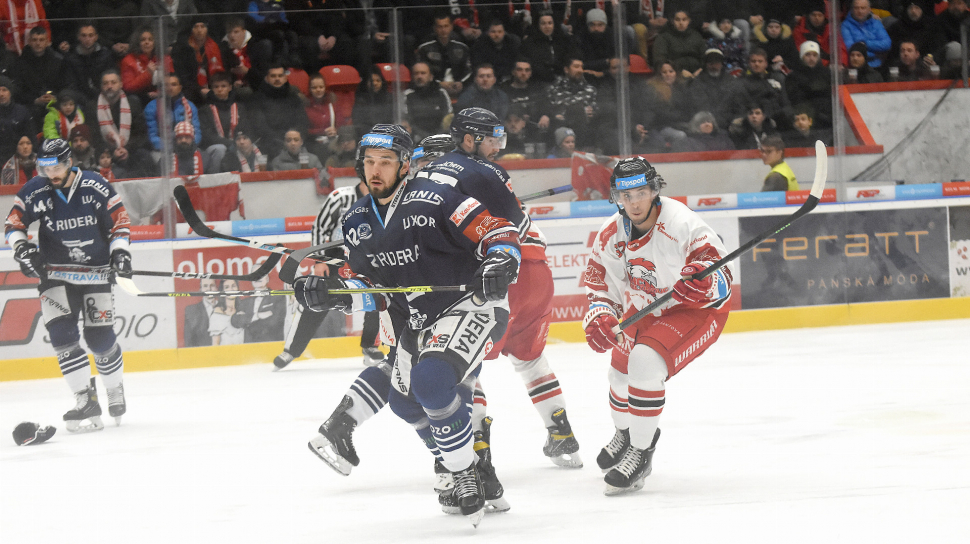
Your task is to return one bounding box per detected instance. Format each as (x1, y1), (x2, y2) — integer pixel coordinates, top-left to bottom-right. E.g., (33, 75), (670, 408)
(2, 198), (968, 380)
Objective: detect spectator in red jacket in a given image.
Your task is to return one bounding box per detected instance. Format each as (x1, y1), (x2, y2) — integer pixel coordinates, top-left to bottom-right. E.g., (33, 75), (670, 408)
(792, 2), (848, 67)
(121, 26), (174, 105)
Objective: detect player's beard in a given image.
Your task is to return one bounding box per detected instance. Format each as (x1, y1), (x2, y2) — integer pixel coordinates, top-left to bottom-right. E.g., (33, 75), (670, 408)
(368, 172), (403, 201)
(47, 170), (72, 189)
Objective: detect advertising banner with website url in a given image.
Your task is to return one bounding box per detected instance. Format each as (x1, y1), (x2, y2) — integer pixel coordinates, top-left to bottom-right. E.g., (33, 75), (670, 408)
(738, 207), (950, 309)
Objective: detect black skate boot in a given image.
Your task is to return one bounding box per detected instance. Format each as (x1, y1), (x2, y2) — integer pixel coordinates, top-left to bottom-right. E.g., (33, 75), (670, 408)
(361, 347), (386, 367)
(433, 458), (453, 493)
(439, 416), (510, 514)
(604, 428), (661, 496)
(272, 351), (294, 371)
(63, 377), (104, 433)
(451, 462), (486, 527)
(106, 382), (126, 426)
(308, 396), (359, 476)
(596, 427), (630, 472)
(543, 408), (582, 468)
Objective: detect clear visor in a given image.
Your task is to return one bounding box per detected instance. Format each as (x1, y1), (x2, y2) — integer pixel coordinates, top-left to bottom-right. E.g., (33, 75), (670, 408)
(611, 186), (657, 208)
(38, 157), (72, 178)
(481, 134), (507, 150)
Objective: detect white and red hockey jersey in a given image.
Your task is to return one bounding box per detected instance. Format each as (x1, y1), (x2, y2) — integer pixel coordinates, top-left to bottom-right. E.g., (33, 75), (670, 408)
(584, 197), (734, 318)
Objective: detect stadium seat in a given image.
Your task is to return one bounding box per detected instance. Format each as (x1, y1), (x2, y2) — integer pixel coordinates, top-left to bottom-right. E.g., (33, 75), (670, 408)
(319, 65), (362, 88)
(287, 67), (310, 96)
(376, 63), (411, 86)
(629, 54), (652, 75)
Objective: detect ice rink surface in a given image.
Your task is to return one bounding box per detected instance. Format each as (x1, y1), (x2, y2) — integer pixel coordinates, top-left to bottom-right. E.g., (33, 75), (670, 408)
(2, 319), (968, 543)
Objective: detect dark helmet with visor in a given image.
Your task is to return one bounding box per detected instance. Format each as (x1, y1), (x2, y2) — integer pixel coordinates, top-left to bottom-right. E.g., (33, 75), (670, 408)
(450, 107), (507, 150)
(355, 124), (413, 180)
(609, 156), (666, 215)
(36, 138), (73, 177)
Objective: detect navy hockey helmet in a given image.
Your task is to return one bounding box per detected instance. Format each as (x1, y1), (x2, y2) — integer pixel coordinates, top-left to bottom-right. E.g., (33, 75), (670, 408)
(36, 138), (72, 176)
(355, 124), (413, 180)
(450, 107), (507, 150)
(411, 133), (454, 174)
(609, 156), (666, 214)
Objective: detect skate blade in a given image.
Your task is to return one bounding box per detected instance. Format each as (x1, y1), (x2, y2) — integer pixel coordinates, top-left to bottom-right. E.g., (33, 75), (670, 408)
(307, 437), (353, 476)
(550, 452), (583, 468)
(113, 416), (123, 427)
(65, 416), (104, 433)
(442, 497), (510, 515)
(604, 478), (646, 496)
(466, 508), (485, 528)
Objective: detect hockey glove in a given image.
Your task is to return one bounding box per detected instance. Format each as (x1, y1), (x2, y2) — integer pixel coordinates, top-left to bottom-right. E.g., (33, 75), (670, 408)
(14, 242), (44, 279)
(473, 247), (520, 303)
(582, 305), (621, 353)
(12, 422), (56, 446)
(294, 275), (353, 313)
(110, 248), (133, 279)
(671, 262), (718, 307)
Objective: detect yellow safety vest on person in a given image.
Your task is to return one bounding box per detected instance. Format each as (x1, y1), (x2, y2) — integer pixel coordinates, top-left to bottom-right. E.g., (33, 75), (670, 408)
(768, 161), (799, 191)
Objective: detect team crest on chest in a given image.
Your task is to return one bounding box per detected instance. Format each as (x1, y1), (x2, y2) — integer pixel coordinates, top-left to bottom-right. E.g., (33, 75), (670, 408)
(627, 257), (659, 292)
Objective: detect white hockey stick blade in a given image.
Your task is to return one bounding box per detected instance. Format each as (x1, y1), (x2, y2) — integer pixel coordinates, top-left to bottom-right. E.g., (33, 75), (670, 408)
(811, 140), (828, 199)
(115, 277), (145, 296)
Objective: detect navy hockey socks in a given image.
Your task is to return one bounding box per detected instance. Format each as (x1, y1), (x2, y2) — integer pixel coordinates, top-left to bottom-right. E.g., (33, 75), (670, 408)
(411, 357), (476, 472)
(345, 365), (391, 425)
(94, 343), (124, 390)
(57, 344), (91, 393)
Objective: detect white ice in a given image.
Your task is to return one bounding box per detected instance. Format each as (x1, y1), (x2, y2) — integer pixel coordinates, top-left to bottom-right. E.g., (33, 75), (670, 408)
(2, 319), (969, 544)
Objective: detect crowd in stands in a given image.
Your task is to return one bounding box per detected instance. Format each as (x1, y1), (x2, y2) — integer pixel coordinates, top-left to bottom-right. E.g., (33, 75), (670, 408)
(1, 0), (968, 185)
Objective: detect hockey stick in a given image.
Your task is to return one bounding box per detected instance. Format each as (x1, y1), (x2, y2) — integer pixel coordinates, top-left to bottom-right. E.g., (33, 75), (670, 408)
(617, 141), (829, 332)
(519, 184), (573, 202)
(172, 185), (345, 266)
(44, 253), (282, 282)
(115, 277), (469, 298)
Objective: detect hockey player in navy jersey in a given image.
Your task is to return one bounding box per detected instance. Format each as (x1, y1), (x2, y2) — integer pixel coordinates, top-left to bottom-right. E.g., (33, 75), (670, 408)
(295, 124), (520, 526)
(5, 139), (132, 432)
(417, 109), (582, 469)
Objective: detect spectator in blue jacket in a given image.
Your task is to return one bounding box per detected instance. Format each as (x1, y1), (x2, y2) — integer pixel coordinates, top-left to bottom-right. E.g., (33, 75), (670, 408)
(144, 74), (202, 151)
(841, 0), (893, 67)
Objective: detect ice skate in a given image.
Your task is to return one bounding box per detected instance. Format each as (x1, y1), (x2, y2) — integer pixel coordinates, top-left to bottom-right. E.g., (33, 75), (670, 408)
(63, 377), (104, 433)
(450, 462), (486, 528)
(543, 408), (582, 468)
(361, 347), (385, 367)
(440, 416), (510, 514)
(596, 427), (630, 472)
(272, 352), (294, 371)
(106, 382), (126, 426)
(308, 396), (359, 476)
(604, 428), (660, 496)
(433, 458), (453, 493)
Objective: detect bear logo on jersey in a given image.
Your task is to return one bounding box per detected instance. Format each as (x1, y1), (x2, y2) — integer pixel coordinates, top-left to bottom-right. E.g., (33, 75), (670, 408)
(627, 258), (659, 292)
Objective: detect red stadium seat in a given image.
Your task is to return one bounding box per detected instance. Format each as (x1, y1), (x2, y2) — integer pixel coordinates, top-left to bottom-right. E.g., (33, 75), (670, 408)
(629, 54), (652, 75)
(375, 63), (411, 85)
(319, 65), (362, 88)
(287, 67), (310, 96)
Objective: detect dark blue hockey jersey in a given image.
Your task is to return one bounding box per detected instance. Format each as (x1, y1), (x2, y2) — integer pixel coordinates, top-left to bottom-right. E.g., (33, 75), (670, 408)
(417, 149), (547, 261)
(5, 169), (131, 269)
(341, 176), (520, 331)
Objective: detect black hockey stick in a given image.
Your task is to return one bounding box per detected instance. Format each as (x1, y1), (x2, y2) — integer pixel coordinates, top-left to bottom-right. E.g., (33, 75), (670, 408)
(617, 141), (829, 332)
(276, 241), (470, 293)
(519, 184), (573, 202)
(44, 253), (282, 282)
(116, 277), (468, 297)
(172, 185), (345, 266)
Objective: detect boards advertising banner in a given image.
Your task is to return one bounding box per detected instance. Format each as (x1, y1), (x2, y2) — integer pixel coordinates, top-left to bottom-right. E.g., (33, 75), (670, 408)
(949, 205), (970, 297)
(739, 207), (950, 309)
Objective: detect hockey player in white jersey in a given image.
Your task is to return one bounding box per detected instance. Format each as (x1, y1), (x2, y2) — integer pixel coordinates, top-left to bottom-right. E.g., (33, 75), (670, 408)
(581, 157), (733, 495)
(5, 139), (132, 432)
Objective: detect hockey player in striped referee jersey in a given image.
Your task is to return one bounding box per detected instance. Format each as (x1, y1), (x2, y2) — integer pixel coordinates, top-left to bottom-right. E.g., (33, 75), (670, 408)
(4, 139), (132, 433)
(294, 124), (520, 526)
(582, 157), (734, 495)
(272, 177), (386, 370)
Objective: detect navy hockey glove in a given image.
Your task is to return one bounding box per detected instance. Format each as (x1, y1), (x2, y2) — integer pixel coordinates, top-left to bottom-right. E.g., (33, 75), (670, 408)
(110, 248), (133, 279)
(14, 242), (45, 279)
(294, 275), (353, 313)
(473, 248), (520, 302)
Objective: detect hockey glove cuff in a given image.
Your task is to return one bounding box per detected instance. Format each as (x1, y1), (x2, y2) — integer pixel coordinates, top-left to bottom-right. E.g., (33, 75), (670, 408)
(110, 248), (133, 279)
(13, 242), (45, 279)
(473, 246), (520, 303)
(583, 305), (621, 353)
(12, 422), (56, 446)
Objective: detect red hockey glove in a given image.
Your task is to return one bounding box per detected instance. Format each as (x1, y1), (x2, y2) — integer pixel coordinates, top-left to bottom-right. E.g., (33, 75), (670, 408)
(582, 305), (621, 353)
(671, 262), (715, 307)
